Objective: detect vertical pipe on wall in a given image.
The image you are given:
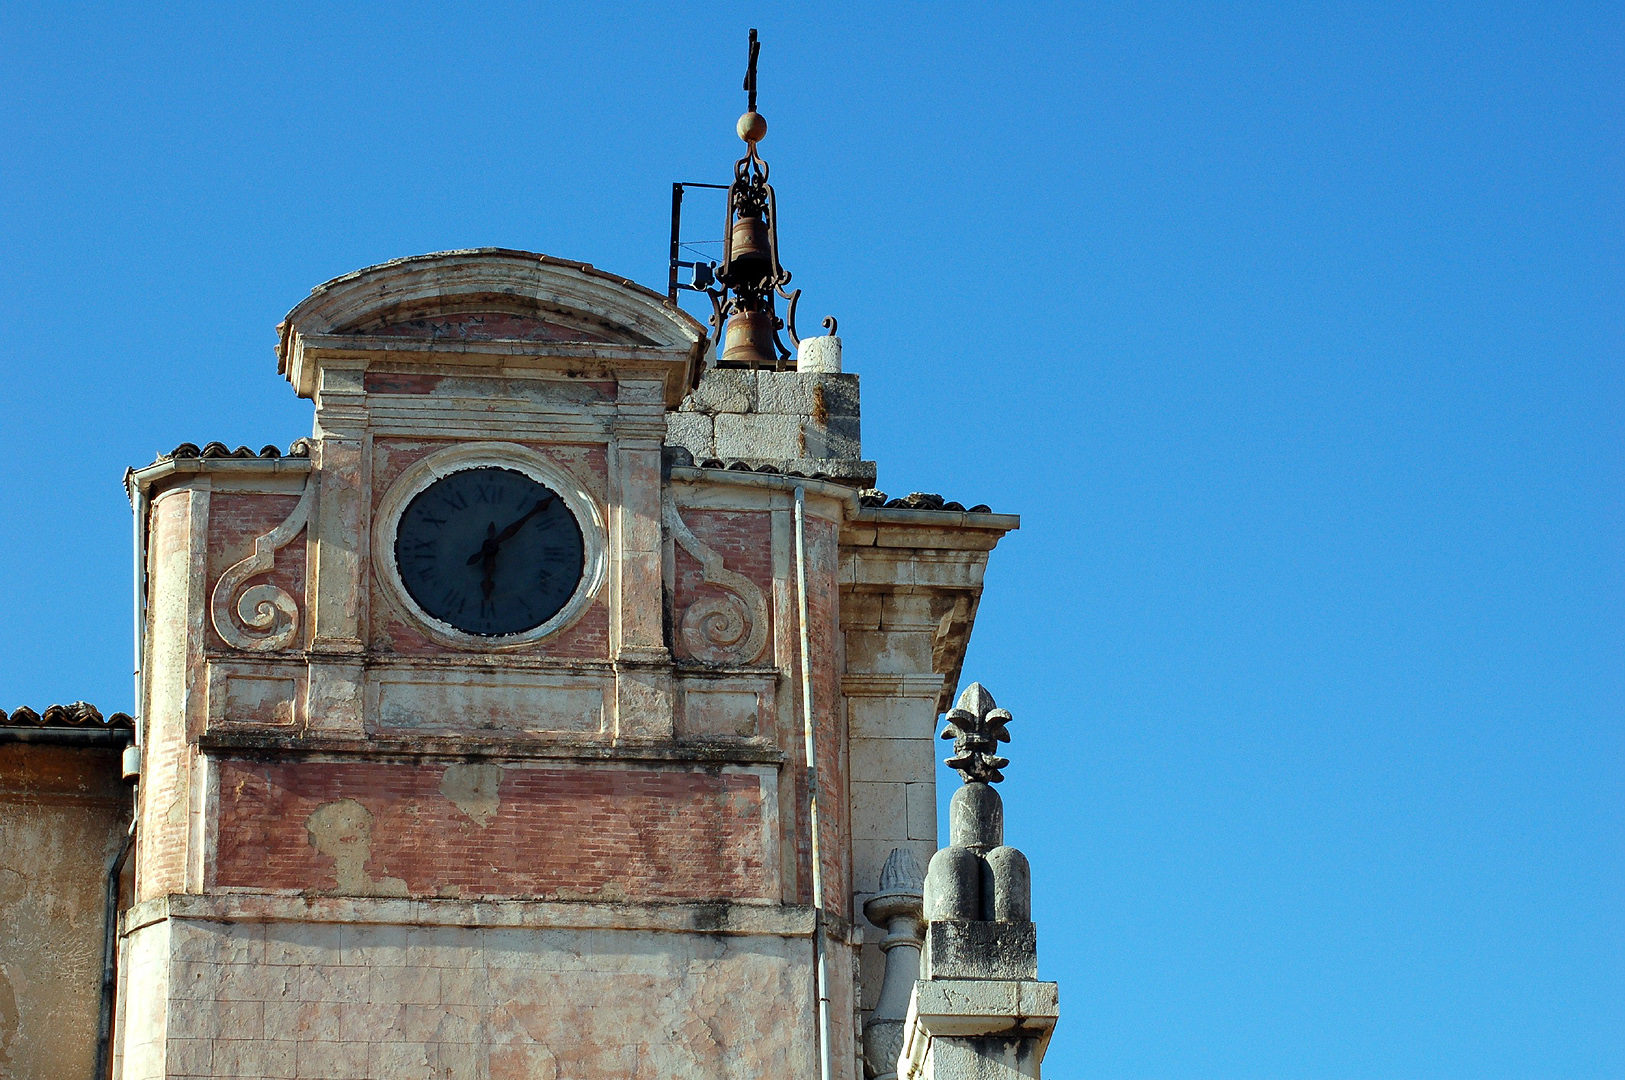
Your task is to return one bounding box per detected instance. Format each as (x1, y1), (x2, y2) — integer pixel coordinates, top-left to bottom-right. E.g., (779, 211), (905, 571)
(103, 470), (146, 1077)
(94, 823), (134, 1080)
(794, 485), (834, 1080)
(127, 471), (147, 751)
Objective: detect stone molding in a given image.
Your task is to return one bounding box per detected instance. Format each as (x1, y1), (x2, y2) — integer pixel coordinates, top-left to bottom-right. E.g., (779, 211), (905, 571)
(668, 466), (860, 515)
(197, 730), (785, 765)
(122, 892), (821, 938)
(127, 454), (313, 496)
(841, 673), (947, 699)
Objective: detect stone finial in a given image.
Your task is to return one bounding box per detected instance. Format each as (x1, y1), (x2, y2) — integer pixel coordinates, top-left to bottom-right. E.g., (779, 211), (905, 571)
(863, 848), (927, 1080)
(922, 682), (1036, 979)
(901, 679), (1059, 1080)
(940, 682), (1012, 783)
(876, 846), (925, 895)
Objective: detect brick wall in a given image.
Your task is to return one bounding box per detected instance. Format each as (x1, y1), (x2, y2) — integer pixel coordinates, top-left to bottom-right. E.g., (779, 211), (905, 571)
(211, 759), (772, 902)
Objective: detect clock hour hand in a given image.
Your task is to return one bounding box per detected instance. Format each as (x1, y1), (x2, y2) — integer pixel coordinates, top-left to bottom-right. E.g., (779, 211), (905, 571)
(469, 522), (500, 599)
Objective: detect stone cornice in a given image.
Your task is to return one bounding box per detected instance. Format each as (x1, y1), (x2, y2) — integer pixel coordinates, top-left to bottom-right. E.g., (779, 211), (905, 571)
(126, 454), (313, 497)
(841, 507), (1021, 551)
(669, 466), (860, 515)
(198, 730), (786, 766)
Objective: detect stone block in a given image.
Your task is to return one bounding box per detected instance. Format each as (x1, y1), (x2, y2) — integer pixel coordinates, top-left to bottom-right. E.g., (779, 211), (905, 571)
(905, 977), (1059, 1036)
(685, 369), (756, 413)
(296, 963), (370, 1005)
(804, 415), (862, 460)
(294, 1039), (370, 1079)
(665, 412), (716, 459)
(369, 965), (442, 1006)
(338, 923), (410, 968)
(174, 921), (265, 967)
(839, 591), (885, 631)
(265, 922), (342, 967)
(212, 1038), (297, 1078)
(263, 998), (340, 1040)
(847, 696), (937, 741)
(367, 1040), (436, 1079)
(924, 920), (1038, 981)
(851, 781), (909, 841)
(714, 412), (805, 460)
(907, 782), (938, 842)
(166, 1036), (213, 1076)
(756, 371), (860, 418)
(851, 736), (937, 784)
(845, 630), (936, 674)
(170, 997), (264, 1041)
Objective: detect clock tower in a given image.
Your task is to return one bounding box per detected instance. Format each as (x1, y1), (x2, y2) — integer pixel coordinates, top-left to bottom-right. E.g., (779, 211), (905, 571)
(112, 44), (1045, 1080)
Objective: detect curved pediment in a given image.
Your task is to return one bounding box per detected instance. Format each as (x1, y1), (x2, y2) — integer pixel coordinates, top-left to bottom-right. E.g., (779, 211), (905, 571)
(277, 249), (707, 396)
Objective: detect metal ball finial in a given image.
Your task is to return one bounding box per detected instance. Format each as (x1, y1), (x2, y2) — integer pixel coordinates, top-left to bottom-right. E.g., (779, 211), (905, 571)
(737, 111), (767, 144)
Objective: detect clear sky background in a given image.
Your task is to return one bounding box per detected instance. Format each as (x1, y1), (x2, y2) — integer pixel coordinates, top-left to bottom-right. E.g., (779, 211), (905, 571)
(2, 3), (1619, 1077)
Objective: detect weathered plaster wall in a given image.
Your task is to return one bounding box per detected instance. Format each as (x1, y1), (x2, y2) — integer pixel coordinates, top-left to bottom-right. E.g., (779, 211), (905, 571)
(0, 742), (130, 1078)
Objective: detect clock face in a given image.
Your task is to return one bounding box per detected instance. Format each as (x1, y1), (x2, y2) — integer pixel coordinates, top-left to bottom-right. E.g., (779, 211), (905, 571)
(393, 466), (585, 636)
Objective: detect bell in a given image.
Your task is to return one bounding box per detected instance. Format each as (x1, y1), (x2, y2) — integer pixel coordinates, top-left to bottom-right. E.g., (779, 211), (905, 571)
(721, 310), (778, 368)
(727, 213), (773, 284)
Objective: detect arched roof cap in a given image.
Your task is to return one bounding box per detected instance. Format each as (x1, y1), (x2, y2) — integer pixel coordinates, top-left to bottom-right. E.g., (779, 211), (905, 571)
(277, 249), (707, 391)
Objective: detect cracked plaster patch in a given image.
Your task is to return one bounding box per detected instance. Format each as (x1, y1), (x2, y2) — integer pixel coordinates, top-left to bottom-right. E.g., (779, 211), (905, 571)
(305, 798), (408, 897)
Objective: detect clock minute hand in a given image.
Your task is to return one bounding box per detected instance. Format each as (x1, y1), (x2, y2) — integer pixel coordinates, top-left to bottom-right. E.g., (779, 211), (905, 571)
(491, 495), (556, 546)
(465, 495), (556, 569)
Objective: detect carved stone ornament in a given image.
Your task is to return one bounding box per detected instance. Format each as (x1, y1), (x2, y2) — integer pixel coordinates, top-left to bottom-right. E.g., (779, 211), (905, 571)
(941, 681), (1012, 783)
(662, 490), (769, 665)
(210, 479), (316, 651)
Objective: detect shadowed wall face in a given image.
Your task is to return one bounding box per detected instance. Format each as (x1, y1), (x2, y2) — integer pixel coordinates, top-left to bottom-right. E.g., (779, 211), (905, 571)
(0, 742), (130, 1079)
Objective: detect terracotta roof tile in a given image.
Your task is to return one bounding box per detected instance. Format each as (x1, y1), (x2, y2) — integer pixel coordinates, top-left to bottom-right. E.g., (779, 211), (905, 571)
(157, 439), (311, 463)
(1, 702), (133, 729)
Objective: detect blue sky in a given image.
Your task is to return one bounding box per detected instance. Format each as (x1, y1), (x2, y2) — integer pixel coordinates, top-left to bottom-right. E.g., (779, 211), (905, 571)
(1, 3), (1619, 1076)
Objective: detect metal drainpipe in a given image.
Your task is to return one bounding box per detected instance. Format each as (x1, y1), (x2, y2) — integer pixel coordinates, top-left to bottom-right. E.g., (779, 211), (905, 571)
(94, 822), (134, 1080)
(99, 470), (147, 1078)
(126, 470), (147, 752)
(794, 485), (834, 1080)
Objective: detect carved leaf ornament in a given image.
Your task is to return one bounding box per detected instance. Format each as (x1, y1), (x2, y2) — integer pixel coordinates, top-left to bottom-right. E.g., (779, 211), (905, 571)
(210, 480), (316, 651)
(662, 490), (769, 665)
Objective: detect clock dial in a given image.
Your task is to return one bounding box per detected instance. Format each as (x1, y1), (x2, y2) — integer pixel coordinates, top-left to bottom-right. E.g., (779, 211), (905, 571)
(393, 467), (585, 636)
